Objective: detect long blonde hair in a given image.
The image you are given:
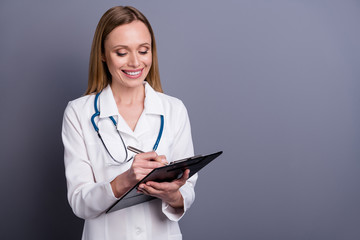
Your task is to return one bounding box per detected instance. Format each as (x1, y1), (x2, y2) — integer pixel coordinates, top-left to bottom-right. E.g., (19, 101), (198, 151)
(85, 6), (162, 94)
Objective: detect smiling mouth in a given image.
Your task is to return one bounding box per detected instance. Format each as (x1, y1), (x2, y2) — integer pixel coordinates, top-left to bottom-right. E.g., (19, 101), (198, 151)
(122, 69), (143, 78)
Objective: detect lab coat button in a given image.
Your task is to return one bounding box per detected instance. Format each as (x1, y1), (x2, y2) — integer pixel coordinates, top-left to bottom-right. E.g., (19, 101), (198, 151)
(135, 227), (142, 235)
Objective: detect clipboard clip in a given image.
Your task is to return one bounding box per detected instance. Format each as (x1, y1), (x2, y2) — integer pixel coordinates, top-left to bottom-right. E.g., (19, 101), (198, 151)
(169, 155), (203, 165)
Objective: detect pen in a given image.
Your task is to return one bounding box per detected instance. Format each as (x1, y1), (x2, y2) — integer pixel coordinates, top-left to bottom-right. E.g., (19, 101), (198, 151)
(127, 146), (144, 154)
(127, 146), (168, 165)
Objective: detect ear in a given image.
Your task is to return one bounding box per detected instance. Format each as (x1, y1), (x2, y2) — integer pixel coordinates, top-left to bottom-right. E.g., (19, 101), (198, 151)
(101, 53), (106, 62)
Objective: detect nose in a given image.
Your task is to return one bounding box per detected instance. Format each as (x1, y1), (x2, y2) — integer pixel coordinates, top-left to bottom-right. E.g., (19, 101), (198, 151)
(128, 52), (140, 68)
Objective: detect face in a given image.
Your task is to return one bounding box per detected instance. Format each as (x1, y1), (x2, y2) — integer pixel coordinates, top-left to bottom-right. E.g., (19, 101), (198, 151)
(103, 21), (152, 90)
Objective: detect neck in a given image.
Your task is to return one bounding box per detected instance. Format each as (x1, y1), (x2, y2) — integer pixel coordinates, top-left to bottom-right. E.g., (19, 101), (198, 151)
(110, 82), (145, 105)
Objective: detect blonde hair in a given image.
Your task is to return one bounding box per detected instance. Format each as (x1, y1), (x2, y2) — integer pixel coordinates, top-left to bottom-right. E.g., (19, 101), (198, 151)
(85, 6), (162, 94)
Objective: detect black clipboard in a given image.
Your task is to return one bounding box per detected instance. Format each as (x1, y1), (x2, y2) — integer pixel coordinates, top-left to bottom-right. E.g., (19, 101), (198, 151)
(106, 151), (223, 213)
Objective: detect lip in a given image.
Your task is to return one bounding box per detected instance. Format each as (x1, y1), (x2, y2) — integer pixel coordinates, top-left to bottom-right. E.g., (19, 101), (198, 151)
(121, 68), (143, 79)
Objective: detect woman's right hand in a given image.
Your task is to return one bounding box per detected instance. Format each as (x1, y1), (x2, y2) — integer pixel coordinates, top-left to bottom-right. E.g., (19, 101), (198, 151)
(127, 151), (167, 184)
(110, 151), (167, 198)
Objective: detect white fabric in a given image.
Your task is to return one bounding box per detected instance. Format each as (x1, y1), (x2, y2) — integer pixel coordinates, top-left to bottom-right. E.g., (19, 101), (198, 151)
(62, 82), (197, 240)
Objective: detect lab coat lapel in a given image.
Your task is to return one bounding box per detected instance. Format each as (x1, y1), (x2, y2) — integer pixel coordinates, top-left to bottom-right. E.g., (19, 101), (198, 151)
(98, 82), (165, 137)
(133, 111), (150, 137)
(98, 85), (133, 136)
(134, 82), (165, 137)
(143, 82), (164, 116)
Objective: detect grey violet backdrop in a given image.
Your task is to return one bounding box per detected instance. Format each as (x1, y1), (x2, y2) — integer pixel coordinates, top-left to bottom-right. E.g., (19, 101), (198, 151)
(0, 0), (359, 239)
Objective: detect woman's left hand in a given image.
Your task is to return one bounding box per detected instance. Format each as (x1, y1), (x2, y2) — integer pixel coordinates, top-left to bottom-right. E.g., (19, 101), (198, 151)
(137, 169), (190, 209)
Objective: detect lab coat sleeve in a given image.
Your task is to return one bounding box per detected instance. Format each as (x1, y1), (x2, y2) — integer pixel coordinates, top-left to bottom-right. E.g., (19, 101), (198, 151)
(62, 101), (117, 219)
(162, 101), (198, 221)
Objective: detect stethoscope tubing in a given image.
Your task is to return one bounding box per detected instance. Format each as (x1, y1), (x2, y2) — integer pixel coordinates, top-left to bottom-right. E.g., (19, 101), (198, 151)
(91, 91), (163, 164)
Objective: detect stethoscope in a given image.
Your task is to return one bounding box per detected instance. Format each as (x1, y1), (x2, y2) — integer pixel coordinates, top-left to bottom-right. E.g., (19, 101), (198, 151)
(90, 91), (164, 164)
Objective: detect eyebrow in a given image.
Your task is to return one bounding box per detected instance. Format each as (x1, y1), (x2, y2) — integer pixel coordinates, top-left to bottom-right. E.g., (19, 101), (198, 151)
(111, 43), (151, 50)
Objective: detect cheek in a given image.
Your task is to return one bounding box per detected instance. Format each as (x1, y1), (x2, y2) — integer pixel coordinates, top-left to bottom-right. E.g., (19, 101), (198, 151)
(142, 54), (152, 67)
(107, 57), (124, 72)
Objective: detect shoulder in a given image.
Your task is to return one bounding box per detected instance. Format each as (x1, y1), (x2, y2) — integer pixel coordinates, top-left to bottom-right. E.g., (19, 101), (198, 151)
(145, 82), (189, 116)
(156, 92), (191, 128)
(156, 92), (190, 122)
(157, 92), (186, 110)
(67, 94), (95, 108)
(63, 94), (96, 119)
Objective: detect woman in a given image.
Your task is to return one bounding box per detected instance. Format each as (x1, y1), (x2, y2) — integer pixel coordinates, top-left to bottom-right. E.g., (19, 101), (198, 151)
(62, 6), (197, 240)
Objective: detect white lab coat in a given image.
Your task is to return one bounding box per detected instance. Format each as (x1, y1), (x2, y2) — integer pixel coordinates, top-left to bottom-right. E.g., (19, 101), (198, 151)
(62, 82), (197, 240)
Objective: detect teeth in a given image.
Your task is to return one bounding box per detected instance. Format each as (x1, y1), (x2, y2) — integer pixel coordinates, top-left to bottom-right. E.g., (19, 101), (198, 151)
(124, 70), (141, 76)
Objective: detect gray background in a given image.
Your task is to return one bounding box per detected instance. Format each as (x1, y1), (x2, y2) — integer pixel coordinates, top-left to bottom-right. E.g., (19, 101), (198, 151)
(1, 0), (359, 239)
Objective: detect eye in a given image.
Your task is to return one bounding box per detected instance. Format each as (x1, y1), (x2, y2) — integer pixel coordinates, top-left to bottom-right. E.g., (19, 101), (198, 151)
(139, 50), (149, 55)
(116, 52), (127, 57)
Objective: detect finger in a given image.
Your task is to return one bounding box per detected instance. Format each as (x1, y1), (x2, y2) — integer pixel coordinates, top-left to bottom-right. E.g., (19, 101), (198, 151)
(133, 152), (167, 167)
(153, 155), (168, 166)
(133, 151), (158, 161)
(140, 183), (162, 196)
(144, 181), (169, 191)
(137, 184), (145, 193)
(145, 180), (183, 194)
(137, 183), (155, 196)
(144, 169), (190, 191)
(131, 169), (151, 179)
(173, 169), (190, 185)
(182, 169), (190, 180)
(133, 159), (164, 169)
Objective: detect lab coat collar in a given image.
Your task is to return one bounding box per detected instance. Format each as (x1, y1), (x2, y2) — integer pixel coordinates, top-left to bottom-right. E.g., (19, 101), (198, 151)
(98, 85), (133, 136)
(143, 81), (165, 116)
(99, 84), (118, 119)
(98, 82), (164, 136)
